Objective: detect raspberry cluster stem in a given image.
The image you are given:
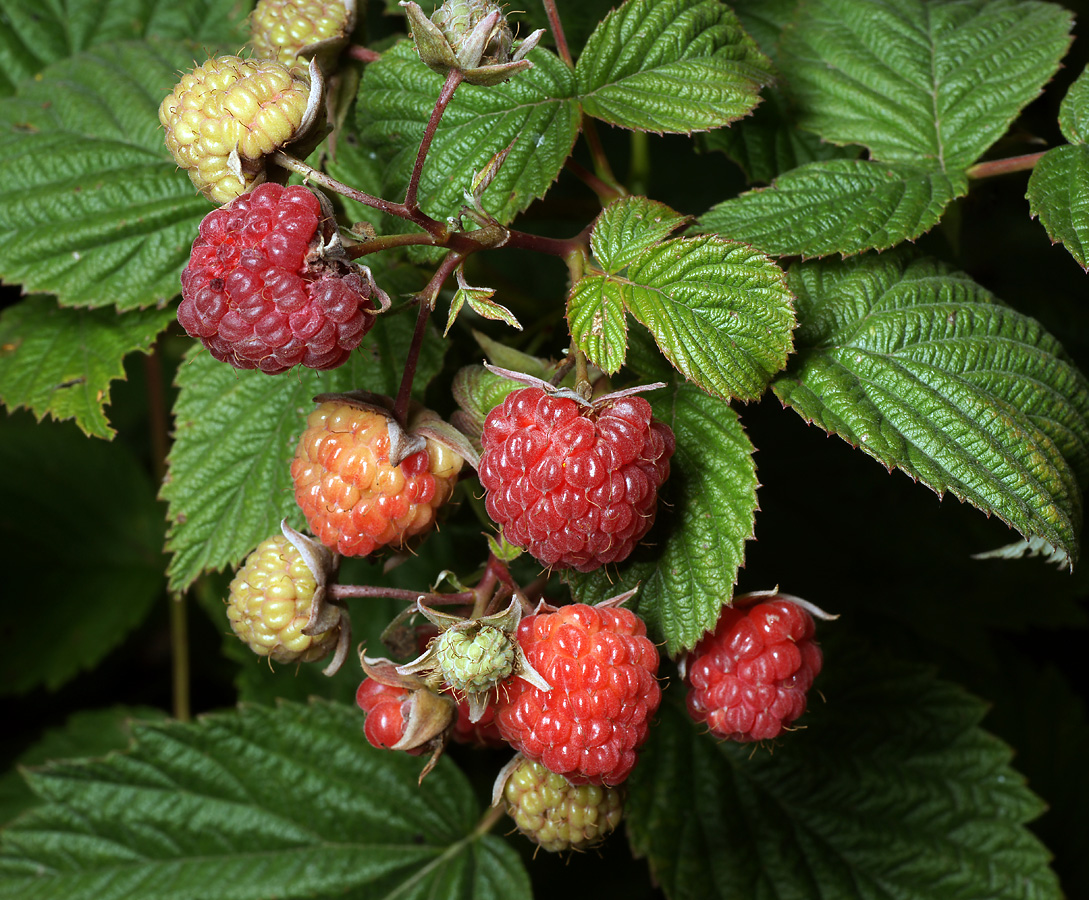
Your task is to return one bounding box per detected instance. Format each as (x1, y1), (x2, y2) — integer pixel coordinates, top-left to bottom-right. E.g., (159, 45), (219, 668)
(541, 0), (573, 69)
(330, 584), (477, 605)
(406, 68), (464, 213)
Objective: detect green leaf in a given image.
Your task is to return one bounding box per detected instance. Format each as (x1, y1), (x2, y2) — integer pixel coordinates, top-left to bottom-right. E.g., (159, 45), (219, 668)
(566, 276), (629, 375)
(568, 383), (758, 656)
(0, 0), (249, 96)
(163, 311), (446, 593)
(701, 159), (968, 257)
(0, 297), (175, 439)
(357, 40), (579, 224)
(1058, 64), (1089, 145)
(0, 40), (217, 310)
(0, 706), (166, 828)
(1027, 145), (1089, 271)
(590, 196), (689, 274)
(628, 642), (1059, 900)
(621, 235), (795, 401)
(576, 0), (774, 133)
(0, 415), (165, 694)
(0, 701), (531, 900)
(773, 254), (1088, 564)
(779, 0), (1072, 171)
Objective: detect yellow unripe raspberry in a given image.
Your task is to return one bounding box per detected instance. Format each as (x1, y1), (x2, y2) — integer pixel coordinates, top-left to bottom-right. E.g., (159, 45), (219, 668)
(226, 534), (341, 664)
(250, 0), (354, 68)
(159, 56), (313, 204)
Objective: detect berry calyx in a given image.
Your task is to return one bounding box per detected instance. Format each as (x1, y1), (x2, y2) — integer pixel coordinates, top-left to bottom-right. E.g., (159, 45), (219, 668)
(498, 755), (625, 853)
(684, 594), (824, 743)
(226, 532), (341, 664)
(178, 183), (385, 373)
(478, 385), (675, 572)
(292, 398), (464, 558)
(494, 598), (661, 786)
(159, 55), (321, 204)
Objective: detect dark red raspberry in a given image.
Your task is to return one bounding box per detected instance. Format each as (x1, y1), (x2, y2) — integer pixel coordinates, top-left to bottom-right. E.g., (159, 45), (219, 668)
(494, 602), (661, 786)
(356, 678), (414, 751)
(451, 698), (505, 747)
(685, 596), (823, 743)
(478, 387), (674, 572)
(177, 182), (377, 374)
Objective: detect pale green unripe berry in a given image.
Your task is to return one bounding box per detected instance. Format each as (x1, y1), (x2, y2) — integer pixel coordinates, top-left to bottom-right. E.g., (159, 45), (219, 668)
(436, 625), (514, 691)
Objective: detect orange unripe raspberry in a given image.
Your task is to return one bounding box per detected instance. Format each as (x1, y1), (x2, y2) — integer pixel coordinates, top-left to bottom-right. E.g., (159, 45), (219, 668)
(159, 55), (314, 204)
(291, 401), (464, 557)
(226, 534), (341, 663)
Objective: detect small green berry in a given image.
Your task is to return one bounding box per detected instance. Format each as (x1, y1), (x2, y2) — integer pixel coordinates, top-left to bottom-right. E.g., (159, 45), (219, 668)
(436, 625), (515, 692)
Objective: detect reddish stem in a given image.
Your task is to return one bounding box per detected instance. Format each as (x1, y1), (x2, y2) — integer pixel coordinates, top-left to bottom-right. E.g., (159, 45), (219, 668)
(348, 45), (382, 63)
(565, 157), (624, 205)
(330, 585), (476, 605)
(405, 68), (464, 213)
(966, 152), (1045, 179)
(542, 0), (574, 68)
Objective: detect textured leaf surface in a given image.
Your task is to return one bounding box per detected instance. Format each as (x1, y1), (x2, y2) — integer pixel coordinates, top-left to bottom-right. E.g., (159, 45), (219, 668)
(0, 298), (175, 439)
(779, 0), (1071, 171)
(0, 40), (216, 310)
(1058, 64), (1089, 144)
(568, 382), (758, 655)
(357, 41), (579, 225)
(701, 159), (967, 257)
(779, 0), (1072, 171)
(566, 276), (629, 375)
(622, 236), (795, 400)
(628, 642), (1059, 900)
(576, 0), (773, 133)
(0, 0), (249, 95)
(773, 254), (1088, 562)
(163, 312), (446, 593)
(0, 415), (165, 694)
(0, 701), (530, 900)
(590, 196), (688, 274)
(0, 707), (166, 828)
(1027, 145), (1089, 271)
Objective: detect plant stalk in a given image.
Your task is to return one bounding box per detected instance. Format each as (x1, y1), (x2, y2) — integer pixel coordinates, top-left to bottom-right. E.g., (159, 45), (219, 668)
(405, 68), (464, 213)
(541, 0), (574, 68)
(966, 152), (1045, 179)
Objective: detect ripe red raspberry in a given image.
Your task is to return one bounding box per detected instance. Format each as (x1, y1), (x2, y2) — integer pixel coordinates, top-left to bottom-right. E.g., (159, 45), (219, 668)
(685, 596), (823, 743)
(494, 602), (661, 786)
(177, 183), (379, 374)
(356, 678), (415, 751)
(291, 400), (464, 557)
(478, 386), (674, 572)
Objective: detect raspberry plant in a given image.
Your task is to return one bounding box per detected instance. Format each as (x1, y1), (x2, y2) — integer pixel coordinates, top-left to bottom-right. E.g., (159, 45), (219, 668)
(2, 0), (1089, 897)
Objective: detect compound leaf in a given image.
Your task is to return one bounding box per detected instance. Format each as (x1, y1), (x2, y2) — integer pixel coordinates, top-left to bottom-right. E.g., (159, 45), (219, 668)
(163, 311), (446, 593)
(0, 298), (175, 439)
(576, 0), (774, 133)
(1026, 145), (1089, 271)
(622, 235), (795, 401)
(590, 196), (689, 274)
(779, 0), (1072, 172)
(0, 40), (217, 310)
(357, 40), (579, 225)
(568, 382), (758, 656)
(0, 701), (530, 900)
(773, 254), (1088, 564)
(629, 641), (1059, 900)
(0, 0), (249, 95)
(0, 415), (165, 695)
(701, 159), (968, 257)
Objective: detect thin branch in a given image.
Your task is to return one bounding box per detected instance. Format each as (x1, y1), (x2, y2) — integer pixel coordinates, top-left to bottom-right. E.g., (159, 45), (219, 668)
(541, 0), (574, 68)
(966, 152), (1045, 180)
(330, 584), (477, 604)
(565, 157), (624, 205)
(348, 45), (382, 63)
(580, 116), (627, 197)
(405, 68), (464, 212)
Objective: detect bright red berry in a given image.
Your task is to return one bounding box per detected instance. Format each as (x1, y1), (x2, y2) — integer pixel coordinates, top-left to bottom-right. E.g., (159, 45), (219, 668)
(478, 387), (674, 572)
(356, 678), (414, 751)
(494, 603), (661, 786)
(291, 400), (464, 557)
(177, 183), (378, 374)
(684, 597), (823, 743)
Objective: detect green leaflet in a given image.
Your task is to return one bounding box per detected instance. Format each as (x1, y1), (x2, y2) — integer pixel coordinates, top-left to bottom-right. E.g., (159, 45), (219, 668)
(0, 701), (530, 900)
(1058, 64), (1089, 144)
(589, 196), (689, 273)
(356, 40), (579, 225)
(779, 0), (1072, 172)
(0, 0), (249, 95)
(628, 641), (1059, 900)
(576, 0), (774, 133)
(1027, 145), (1089, 271)
(163, 311), (447, 593)
(773, 254), (1088, 564)
(567, 381), (758, 656)
(701, 159), (967, 257)
(0, 415), (165, 694)
(0, 40), (217, 310)
(0, 298), (175, 439)
(567, 276), (630, 375)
